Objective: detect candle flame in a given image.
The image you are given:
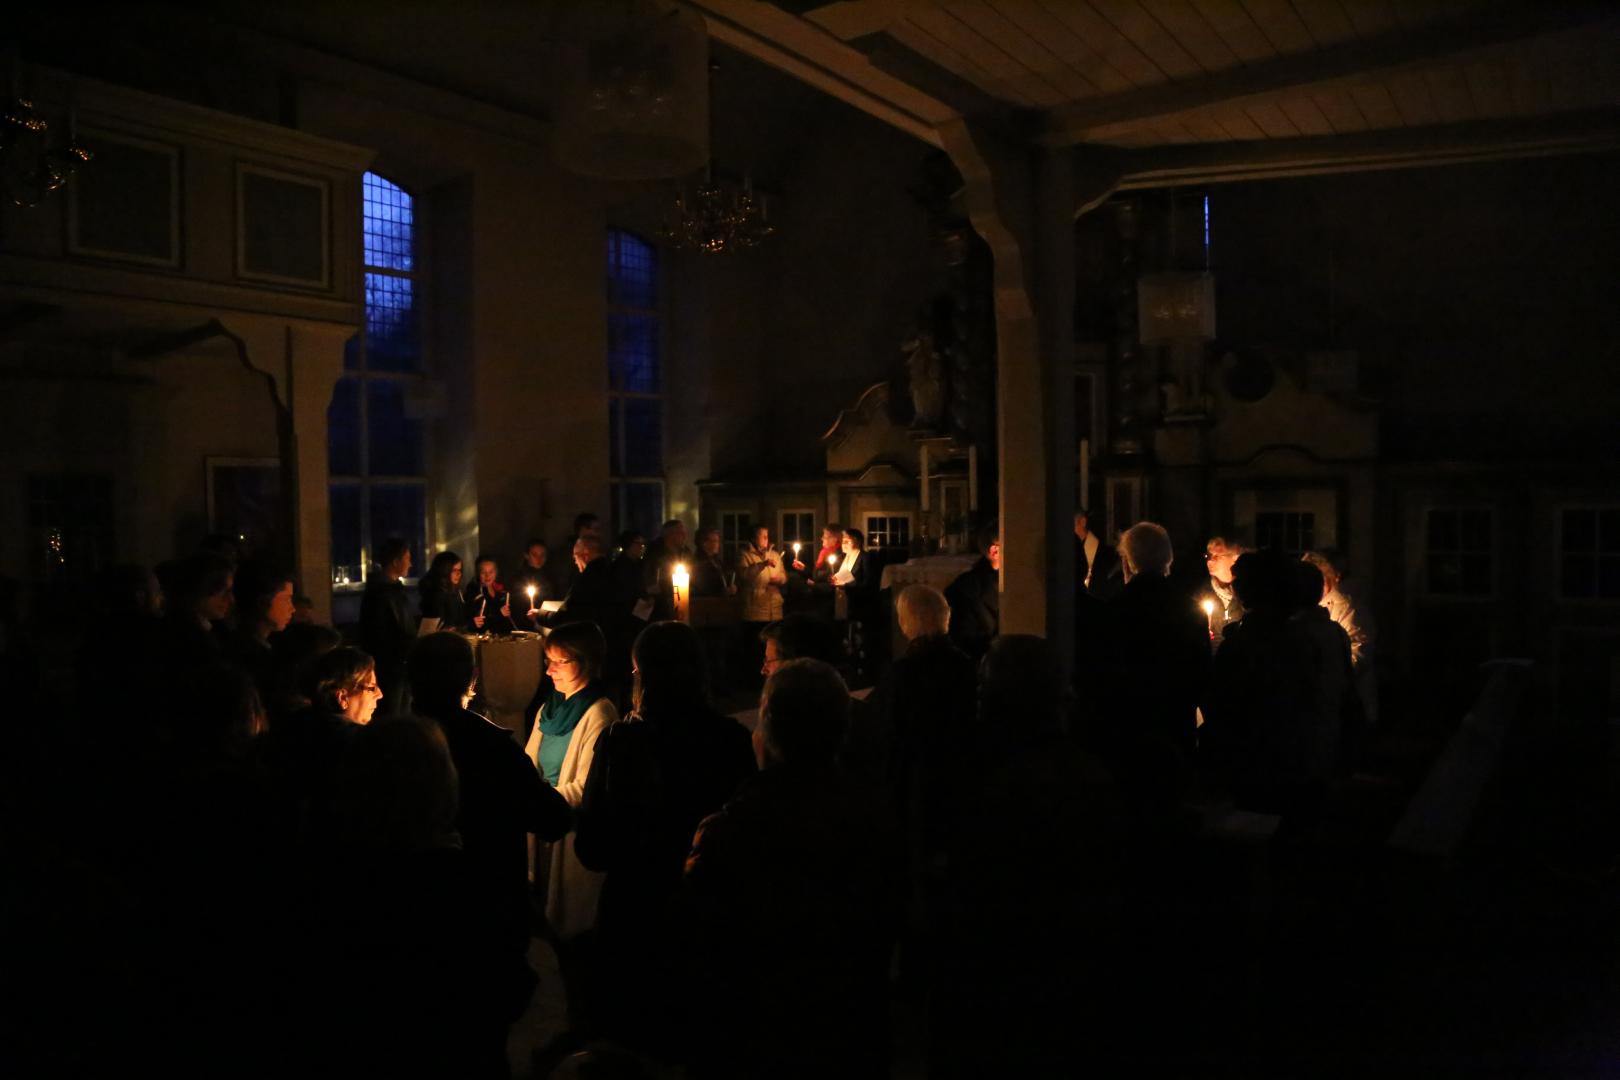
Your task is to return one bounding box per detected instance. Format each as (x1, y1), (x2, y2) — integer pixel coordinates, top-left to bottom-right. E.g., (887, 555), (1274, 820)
(672, 563), (690, 588)
(1201, 599), (1215, 616)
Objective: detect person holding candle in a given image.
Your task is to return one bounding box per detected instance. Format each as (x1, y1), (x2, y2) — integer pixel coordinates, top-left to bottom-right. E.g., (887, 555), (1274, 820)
(522, 623), (618, 949)
(738, 525), (788, 683)
(644, 519), (692, 621)
(418, 550), (468, 631)
(1196, 535), (1248, 647)
(512, 539), (559, 631)
(813, 524), (845, 580)
(464, 555), (513, 635)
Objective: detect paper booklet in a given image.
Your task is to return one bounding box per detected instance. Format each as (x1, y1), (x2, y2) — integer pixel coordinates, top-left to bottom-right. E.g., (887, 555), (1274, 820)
(539, 599), (565, 614)
(631, 598), (654, 622)
(417, 616), (442, 636)
(832, 568), (855, 586)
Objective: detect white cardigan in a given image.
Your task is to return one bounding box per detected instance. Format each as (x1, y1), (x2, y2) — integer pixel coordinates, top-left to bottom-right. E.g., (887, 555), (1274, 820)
(524, 695), (618, 938)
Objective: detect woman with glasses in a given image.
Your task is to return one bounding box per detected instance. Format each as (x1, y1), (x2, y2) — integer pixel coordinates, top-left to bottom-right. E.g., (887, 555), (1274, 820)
(524, 622), (617, 933)
(259, 646), (382, 852)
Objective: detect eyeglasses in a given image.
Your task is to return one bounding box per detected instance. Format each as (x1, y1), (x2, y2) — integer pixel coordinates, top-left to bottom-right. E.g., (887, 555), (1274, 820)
(545, 656), (579, 671)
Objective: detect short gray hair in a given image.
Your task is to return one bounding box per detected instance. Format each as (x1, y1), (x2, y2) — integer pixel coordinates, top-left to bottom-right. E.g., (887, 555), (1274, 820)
(1119, 521), (1174, 577)
(896, 584), (950, 640)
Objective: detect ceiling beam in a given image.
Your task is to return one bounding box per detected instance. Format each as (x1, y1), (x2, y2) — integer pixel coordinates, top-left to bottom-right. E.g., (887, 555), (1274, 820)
(1042, 6), (1620, 148)
(1112, 109), (1620, 189)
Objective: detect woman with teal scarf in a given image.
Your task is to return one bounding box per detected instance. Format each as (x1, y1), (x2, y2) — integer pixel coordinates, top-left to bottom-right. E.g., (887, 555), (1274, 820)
(524, 622), (618, 941)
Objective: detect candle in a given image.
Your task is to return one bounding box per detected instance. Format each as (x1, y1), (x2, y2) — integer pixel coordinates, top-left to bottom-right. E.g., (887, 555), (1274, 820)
(1201, 598), (1216, 639)
(672, 563), (690, 623)
(526, 584), (537, 612)
(827, 553), (839, 569)
(792, 542), (801, 561)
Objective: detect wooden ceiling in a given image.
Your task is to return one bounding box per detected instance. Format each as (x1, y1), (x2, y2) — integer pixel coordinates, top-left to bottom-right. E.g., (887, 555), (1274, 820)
(696, 1), (1620, 178)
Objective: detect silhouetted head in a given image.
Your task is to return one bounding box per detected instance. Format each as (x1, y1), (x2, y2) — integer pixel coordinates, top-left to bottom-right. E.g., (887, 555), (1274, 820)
(1230, 550), (1296, 614)
(631, 620), (709, 716)
(896, 583), (951, 641)
(335, 715), (460, 854)
(1290, 559), (1327, 613)
(234, 559), (296, 638)
(759, 614), (843, 682)
(758, 658), (850, 769)
(1118, 521), (1173, 581)
(408, 632), (478, 716)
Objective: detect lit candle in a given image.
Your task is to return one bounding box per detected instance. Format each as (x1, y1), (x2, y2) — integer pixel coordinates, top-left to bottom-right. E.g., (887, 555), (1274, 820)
(792, 542), (801, 562)
(526, 584), (537, 612)
(1201, 598), (1216, 638)
(827, 553), (839, 570)
(672, 563), (690, 623)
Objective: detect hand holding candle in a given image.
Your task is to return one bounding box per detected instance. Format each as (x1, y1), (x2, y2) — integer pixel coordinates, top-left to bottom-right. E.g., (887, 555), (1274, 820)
(791, 541), (805, 572)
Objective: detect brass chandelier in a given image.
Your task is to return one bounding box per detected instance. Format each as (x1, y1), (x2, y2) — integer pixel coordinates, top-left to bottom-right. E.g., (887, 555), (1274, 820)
(657, 167), (774, 254)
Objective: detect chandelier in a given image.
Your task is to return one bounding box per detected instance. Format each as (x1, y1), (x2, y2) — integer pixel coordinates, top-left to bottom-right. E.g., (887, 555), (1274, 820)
(1, 89), (91, 208)
(658, 169), (774, 254)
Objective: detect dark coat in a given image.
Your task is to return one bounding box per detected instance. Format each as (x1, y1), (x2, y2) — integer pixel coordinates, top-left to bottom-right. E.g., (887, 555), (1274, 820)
(944, 556), (1000, 661)
(256, 704), (361, 851)
(359, 579), (415, 706)
(1097, 574), (1212, 759)
(857, 634), (977, 871)
(423, 705), (571, 955)
(573, 703), (755, 1055)
(686, 762), (901, 1078)
(419, 580), (467, 630)
(1202, 609), (1352, 807)
(691, 552), (731, 598)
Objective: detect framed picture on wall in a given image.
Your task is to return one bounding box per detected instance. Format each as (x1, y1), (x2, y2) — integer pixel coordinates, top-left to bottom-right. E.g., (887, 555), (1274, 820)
(236, 163), (331, 289)
(67, 130), (182, 268)
(206, 457), (284, 560)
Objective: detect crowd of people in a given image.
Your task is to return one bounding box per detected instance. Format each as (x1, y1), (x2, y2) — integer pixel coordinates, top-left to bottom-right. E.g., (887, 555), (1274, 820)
(7, 506), (1396, 1078)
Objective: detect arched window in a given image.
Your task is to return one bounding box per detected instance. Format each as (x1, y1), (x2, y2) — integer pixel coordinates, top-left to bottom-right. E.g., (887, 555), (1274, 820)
(607, 228), (664, 535)
(328, 172), (428, 586)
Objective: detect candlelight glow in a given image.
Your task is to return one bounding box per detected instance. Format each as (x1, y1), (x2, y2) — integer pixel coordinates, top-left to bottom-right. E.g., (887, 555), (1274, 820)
(527, 585), (538, 605)
(792, 542), (801, 554)
(1201, 599), (1215, 617)
(672, 563), (691, 623)
(827, 553), (839, 568)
